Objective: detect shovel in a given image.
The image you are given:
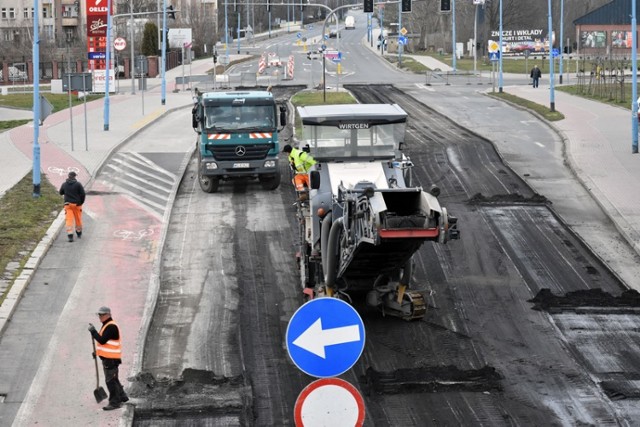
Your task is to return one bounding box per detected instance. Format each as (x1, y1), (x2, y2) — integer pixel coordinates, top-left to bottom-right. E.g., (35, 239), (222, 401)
(91, 339), (108, 403)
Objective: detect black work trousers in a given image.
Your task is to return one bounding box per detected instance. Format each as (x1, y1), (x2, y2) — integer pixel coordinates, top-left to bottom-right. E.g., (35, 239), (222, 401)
(102, 359), (126, 405)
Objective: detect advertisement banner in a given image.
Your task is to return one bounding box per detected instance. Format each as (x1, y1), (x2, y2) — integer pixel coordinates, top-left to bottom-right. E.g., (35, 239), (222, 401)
(92, 69), (115, 93)
(86, 0), (110, 16)
(580, 31), (607, 49)
(87, 16), (107, 36)
(86, 0), (110, 70)
(489, 29), (552, 56)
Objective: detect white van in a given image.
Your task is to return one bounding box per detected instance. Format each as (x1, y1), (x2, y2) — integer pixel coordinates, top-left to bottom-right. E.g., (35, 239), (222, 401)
(345, 16), (355, 30)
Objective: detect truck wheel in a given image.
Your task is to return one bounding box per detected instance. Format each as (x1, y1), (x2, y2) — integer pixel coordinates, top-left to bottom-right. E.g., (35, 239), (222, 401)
(199, 173), (219, 193)
(260, 172), (281, 190)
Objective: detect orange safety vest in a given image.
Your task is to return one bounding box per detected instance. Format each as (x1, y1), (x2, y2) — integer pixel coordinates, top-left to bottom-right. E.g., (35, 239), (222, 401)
(95, 320), (122, 359)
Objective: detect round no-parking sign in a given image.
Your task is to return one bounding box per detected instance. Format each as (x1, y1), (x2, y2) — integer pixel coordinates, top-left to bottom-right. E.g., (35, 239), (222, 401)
(114, 37), (127, 51)
(294, 378), (365, 427)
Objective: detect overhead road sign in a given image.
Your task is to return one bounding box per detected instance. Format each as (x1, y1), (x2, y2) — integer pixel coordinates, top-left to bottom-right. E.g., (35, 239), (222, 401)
(324, 50), (342, 63)
(294, 378), (365, 427)
(286, 298), (365, 378)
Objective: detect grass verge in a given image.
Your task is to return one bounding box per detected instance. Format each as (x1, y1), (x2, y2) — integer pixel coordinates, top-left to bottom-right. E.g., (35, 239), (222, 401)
(0, 93), (103, 131)
(488, 91), (565, 122)
(0, 174), (61, 304)
(0, 93), (103, 111)
(0, 119), (30, 131)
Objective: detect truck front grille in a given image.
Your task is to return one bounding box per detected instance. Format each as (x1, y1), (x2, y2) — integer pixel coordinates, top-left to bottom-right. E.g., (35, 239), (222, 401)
(206, 143), (275, 161)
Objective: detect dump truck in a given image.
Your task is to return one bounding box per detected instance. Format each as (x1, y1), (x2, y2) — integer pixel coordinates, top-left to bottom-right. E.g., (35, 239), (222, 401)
(294, 104), (459, 320)
(191, 90), (286, 193)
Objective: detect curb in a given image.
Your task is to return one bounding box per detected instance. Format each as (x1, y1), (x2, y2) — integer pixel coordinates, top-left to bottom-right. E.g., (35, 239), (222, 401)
(0, 101), (194, 339)
(0, 211), (65, 335)
(481, 88), (640, 287)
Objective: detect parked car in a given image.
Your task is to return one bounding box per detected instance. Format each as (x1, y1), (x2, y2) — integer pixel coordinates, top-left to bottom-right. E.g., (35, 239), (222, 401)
(329, 29), (340, 38)
(0, 66), (27, 81)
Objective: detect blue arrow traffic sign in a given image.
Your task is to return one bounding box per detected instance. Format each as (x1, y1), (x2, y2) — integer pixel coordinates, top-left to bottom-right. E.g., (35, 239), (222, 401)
(297, 32), (302, 39)
(398, 36), (408, 46)
(286, 298), (365, 378)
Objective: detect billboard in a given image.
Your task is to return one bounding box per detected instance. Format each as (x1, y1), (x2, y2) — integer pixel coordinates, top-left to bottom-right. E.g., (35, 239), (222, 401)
(489, 29), (551, 56)
(611, 31), (633, 48)
(580, 31), (607, 49)
(168, 29), (193, 49)
(86, 0), (113, 70)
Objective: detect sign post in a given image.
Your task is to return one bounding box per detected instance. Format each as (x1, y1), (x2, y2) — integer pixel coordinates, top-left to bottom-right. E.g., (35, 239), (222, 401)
(286, 298), (367, 425)
(294, 378), (365, 427)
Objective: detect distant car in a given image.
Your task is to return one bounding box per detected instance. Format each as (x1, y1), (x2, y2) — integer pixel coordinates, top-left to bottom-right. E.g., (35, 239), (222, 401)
(0, 66), (27, 81)
(329, 29), (340, 38)
(267, 56), (282, 67)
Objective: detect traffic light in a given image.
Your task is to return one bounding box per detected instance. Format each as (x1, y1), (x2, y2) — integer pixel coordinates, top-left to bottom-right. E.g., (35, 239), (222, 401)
(401, 0), (412, 13)
(267, 0), (271, 12)
(364, 0), (373, 13)
(440, 0), (451, 12)
(167, 5), (176, 20)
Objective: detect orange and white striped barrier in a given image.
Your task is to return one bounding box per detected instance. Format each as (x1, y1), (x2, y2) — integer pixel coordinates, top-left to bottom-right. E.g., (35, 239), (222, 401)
(258, 54), (266, 74)
(286, 55), (295, 80)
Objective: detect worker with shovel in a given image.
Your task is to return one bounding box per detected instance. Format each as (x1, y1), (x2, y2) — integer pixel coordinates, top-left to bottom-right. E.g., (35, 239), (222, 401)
(89, 306), (128, 410)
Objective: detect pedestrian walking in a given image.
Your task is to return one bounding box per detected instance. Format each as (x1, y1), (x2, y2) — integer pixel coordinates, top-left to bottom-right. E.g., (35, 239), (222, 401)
(89, 306), (128, 410)
(283, 144), (316, 201)
(530, 65), (542, 88)
(59, 171), (85, 242)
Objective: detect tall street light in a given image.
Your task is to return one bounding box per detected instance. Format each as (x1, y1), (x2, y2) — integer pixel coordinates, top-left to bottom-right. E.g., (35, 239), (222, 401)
(32, 0), (41, 197)
(130, 1), (136, 95)
(547, 0), (555, 112)
(451, 0), (456, 72)
(498, 0), (503, 92)
(632, 0), (638, 153)
(161, 0), (167, 105)
(104, 0), (112, 130)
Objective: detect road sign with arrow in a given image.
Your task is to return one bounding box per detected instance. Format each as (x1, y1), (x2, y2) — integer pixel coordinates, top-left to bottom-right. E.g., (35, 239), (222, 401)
(286, 298), (365, 378)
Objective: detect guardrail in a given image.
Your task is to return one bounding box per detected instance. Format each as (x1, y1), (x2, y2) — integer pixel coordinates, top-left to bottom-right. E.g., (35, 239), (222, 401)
(175, 72), (289, 91)
(425, 70), (492, 86)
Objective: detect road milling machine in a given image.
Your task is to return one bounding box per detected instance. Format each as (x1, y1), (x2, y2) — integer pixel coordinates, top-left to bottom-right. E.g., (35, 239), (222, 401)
(294, 104), (460, 320)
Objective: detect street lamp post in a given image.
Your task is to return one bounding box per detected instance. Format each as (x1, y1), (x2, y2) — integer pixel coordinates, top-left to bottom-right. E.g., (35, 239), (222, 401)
(104, 0), (112, 130)
(66, 34), (75, 150)
(130, 1), (135, 95)
(452, 0), (456, 72)
(559, 0), (564, 84)
(32, 0), (41, 197)
(548, 0), (555, 112)
(632, 0), (638, 153)
(161, 0), (167, 105)
(498, 0), (503, 92)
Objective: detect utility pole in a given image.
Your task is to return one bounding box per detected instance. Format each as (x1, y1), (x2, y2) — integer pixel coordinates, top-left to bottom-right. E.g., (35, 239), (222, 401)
(130, 1), (135, 95)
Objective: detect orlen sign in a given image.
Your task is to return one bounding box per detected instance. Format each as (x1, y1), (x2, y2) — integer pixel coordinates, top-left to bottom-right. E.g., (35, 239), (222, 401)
(86, 0), (110, 16)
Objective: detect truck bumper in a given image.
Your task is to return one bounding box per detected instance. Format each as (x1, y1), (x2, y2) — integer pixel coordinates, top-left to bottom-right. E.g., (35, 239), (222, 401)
(200, 158), (279, 178)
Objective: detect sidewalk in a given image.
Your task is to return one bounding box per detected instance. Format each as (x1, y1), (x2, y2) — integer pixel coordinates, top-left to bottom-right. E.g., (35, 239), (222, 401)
(362, 32), (640, 264)
(3, 39), (640, 424)
(0, 55), (247, 426)
(508, 84), (640, 255)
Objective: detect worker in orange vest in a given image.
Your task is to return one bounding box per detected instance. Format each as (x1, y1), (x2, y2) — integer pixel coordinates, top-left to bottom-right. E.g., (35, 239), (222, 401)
(89, 306), (128, 410)
(283, 144), (316, 199)
(59, 171), (85, 242)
